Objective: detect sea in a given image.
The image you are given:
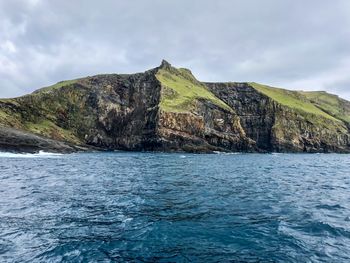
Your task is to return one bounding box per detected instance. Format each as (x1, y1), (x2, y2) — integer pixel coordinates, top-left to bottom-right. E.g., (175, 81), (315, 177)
(0, 151), (349, 262)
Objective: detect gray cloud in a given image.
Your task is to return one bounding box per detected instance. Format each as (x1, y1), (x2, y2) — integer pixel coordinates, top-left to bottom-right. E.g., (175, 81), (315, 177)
(0, 0), (349, 99)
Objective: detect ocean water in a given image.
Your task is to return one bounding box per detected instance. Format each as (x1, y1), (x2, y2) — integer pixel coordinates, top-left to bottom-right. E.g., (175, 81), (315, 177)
(0, 152), (349, 263)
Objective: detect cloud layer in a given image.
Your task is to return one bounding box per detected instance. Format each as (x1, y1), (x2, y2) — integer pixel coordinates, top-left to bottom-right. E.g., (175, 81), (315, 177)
(1, 0), (350, 99)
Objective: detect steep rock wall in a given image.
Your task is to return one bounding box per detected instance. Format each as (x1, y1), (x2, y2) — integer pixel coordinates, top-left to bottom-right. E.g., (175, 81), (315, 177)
(206, 82), (275, 151)
(0, 61), (349, 153)
(206, 82), (350, 152)
(157, 101), (254, 152)
(0, 69), (163, 152)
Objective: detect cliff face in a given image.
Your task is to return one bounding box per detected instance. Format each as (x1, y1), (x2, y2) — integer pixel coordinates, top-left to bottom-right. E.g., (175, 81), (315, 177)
(0, 60), (349, 153)
(205, 83), (275, 151)
(206, 82), (350, 152)
(155, 60), (254, 152)
(0, 69), (163, 152)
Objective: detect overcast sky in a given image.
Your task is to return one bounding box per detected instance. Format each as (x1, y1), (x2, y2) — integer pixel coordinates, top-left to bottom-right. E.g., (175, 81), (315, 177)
(1, 0), (350, 99)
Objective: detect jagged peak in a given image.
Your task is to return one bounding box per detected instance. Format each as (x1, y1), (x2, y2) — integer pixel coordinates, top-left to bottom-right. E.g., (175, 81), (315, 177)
(160, 59), (172, 69)
(157, 60), (200, 85)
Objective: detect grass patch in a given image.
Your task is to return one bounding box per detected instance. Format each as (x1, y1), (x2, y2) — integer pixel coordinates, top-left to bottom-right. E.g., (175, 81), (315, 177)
(300, 91), (350, 123)
(156, 67), (232, 113)
(249, 82), (339, 121)
(26, 120), (80, 143)
(33, 79), (79, 94)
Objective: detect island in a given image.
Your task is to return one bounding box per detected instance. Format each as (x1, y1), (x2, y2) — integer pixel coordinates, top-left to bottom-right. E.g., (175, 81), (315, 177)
(0, 60), (349, 153)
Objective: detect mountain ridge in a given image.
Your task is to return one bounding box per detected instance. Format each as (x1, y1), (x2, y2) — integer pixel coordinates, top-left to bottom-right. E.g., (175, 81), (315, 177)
(0, 60), (349, 153)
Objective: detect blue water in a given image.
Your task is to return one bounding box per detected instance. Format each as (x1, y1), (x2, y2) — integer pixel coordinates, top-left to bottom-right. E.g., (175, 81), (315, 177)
(0, 152), (350, 262)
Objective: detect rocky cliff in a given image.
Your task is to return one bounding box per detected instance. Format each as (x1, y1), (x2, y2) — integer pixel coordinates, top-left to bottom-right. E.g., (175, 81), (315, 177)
(0, 60), (349, 153)
(206, 82), (350, 152)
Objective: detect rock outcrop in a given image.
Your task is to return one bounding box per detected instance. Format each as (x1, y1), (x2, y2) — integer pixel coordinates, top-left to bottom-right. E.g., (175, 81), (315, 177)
(206, 82), (350, 152)
(0, 60), (349, 153)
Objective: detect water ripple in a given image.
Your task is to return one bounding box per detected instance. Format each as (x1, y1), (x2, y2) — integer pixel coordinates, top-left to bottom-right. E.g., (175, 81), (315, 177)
(0, 152), (349, 262)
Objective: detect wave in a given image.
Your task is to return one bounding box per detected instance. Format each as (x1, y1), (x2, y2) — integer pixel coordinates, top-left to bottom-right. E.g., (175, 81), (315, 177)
(213, 151), (241, 155)
(0, 150), (63, 158)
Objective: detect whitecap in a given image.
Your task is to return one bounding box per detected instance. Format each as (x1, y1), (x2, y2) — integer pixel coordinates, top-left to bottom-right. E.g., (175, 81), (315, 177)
(0, 150), (63, 158)
(213, 151), (241, 155)
(271, 153), (281, 156)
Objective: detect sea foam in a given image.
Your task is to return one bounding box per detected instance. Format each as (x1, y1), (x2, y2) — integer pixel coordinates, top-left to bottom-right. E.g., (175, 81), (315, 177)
(0, 150), (63, 158)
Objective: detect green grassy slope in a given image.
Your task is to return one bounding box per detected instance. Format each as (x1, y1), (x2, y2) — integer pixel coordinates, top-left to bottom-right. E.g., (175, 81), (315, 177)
(1, 62), (349, 150)
(249, 82), (339, 121)
(32, 79), (79, 94)
(300, 91), (350, 124)
(0, 80), (87, 144)
(156, 66), (232, 113)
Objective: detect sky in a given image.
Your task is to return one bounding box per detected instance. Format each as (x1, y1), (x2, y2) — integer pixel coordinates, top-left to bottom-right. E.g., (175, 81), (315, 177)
(0, 0), (350, 99)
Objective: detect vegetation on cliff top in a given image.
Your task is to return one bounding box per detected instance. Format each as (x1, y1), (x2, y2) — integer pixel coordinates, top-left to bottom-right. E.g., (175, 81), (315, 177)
(1, 61), (350, 152)
(155, 62), (349, 127)
(249, 82), (339, 121)
(0, 82), (87, 144)
(33, 79), (79, 94)
(300, 91), (350, 124)
(156, 63), (232, 113)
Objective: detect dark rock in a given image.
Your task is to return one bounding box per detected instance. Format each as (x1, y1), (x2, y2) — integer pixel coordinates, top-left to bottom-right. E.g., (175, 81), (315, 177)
(0, 126), (85, 153)
(0, 61), (349, 153)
